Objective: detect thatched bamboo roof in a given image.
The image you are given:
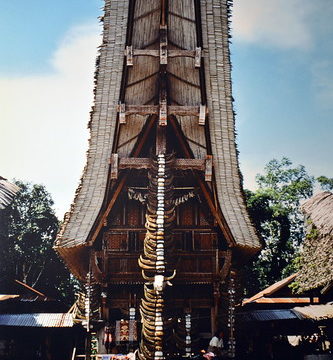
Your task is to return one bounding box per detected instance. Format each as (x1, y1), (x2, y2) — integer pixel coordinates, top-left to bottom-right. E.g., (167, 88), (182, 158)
(55, 0), (261, 279)
(0, 177), (19, 210)
(295, 192), (333, 293)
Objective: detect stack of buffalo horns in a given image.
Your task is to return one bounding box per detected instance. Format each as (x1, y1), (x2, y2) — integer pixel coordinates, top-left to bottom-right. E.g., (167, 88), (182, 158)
(138, 154), (176, 360)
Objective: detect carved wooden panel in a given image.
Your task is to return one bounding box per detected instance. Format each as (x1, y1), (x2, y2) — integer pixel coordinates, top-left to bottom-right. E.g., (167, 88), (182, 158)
(127, 202), (141, 226)
(178, 204), (194, 226)
(105, 232), (127, 251)
(199, 208), (210, 226)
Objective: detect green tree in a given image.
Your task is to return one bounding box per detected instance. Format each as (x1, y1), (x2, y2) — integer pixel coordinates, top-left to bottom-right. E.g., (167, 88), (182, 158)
(244, 158), (315, 294)
(0, 180), (74, 302)
(317, 176), (333, 191)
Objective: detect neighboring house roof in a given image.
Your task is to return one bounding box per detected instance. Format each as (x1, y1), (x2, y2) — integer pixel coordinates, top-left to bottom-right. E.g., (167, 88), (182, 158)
(293, 303), (333, 321)
(0, 177), (19, 209)
(55, 0), (261, 279)
(295, 192), (333, 293)
(0, 313), (73, 328)
(243, 273), (298, 305)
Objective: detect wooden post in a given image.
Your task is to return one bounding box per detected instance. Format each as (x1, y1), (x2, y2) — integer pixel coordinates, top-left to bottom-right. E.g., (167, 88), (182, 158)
(159, 95), (167, 126)
(160, 24), (168, 65)
(205, 155), (213, 181)
(110, 153), (119, 179)
(118, 103), (126, 124)
(195, 47), (202, 68)
(156, 124), (166, 155)
(85, 332), (92, 360)
(125, 45), (133, 66)
(199, 104), (206, 125)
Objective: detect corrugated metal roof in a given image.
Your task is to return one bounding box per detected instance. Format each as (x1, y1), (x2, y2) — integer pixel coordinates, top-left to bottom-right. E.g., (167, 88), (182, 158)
(293, 304), (333, 321)
(237, 309), (299, 323)
(0, 313), (74, 328)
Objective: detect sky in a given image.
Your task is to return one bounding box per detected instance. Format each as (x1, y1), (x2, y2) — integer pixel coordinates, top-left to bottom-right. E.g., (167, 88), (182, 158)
(0, 0), (332, 218)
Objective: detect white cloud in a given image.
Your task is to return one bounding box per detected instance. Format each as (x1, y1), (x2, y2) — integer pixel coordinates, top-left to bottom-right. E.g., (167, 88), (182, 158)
(0, 23), (101, 218)
(232, 0), (316, 50)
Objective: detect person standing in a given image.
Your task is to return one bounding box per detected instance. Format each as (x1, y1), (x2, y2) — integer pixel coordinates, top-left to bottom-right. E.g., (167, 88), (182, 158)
(208, 331), (224, 358)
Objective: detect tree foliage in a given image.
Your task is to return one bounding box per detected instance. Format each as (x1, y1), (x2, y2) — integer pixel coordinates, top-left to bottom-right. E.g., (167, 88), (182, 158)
(244, 158), (315, 294)
(0, 180), (74, 302)
(317, 175), (333, 191)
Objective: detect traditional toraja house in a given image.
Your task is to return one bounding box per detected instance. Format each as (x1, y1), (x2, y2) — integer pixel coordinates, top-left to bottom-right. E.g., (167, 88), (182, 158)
(295, 191), (333, 299)
(54, 1), (261, 358)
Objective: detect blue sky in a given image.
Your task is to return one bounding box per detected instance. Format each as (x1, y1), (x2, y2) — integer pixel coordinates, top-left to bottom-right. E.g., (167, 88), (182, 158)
(0, 0), (332, 217)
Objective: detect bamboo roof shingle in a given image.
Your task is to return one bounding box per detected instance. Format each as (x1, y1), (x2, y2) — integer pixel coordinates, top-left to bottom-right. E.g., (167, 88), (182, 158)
(295, 192), (333, 293)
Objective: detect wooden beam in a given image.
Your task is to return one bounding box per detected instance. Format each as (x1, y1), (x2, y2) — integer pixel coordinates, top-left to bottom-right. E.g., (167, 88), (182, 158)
(110, 153), (119, 179)
(169, 105), (205, 116)
(117, 104), (158, 116)
(205, 155), (213, 182)
(118, 157), (206, 170)
(14, 279), (46, 297)
(128, 49), (200, 59)
(116, 104), (207, 119)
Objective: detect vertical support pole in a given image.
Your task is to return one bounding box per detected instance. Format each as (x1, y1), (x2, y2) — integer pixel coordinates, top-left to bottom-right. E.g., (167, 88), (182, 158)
(210, 307), (216, 335)
(85, 332), (92, 360)
(205, 155), (213, 182)
(228, 271), (236, 358)
(159, 90), (167, 126)
(126, 45), (133, 66)
(118, 103), (126, 124)
(195, 47), (201, 68)
(160, 25), (168, 65)
(199, 104), (206, 125)
(156, 124), (167, 155)
(110, 153), (119, 179)
(85, 271), (92, 360)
